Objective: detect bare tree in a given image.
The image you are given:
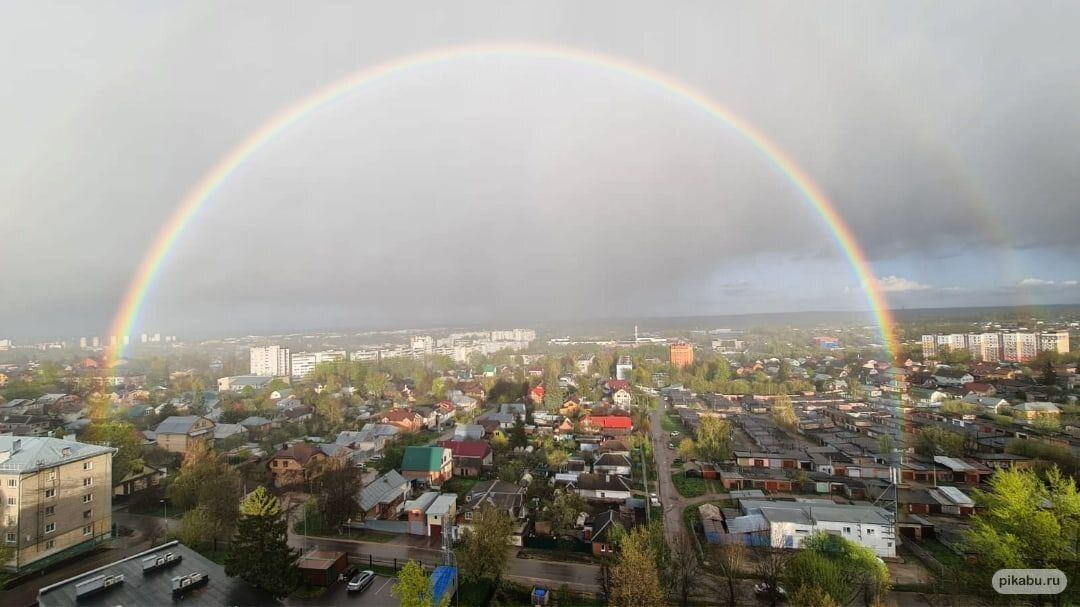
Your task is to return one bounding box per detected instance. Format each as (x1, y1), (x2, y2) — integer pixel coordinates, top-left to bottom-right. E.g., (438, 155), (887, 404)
(714, 543), (747, 606)
(755, 551), (791, 607)
(668, 533), (701, 605)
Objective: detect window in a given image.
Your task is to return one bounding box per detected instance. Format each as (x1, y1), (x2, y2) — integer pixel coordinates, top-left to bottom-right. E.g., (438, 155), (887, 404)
(83, 494), (93, 503)
(44, 506), (55, 516)
(44, 522), (55, 534)
(83, 525), (93, 536)
(464, 511), (472, 521)
(83, 477), (93, 487)
(5, 516), (14, 525)
(45, 488), (55, 499)
(5, 497), (14, 506)
(45, 540), (54, 549)
(5, 479), (15, 487)
(83, 461), (93, 470)
(5, 532), (14, 543)
(867, 528), (875, 535)
(843, 526), (851, 533)
(83, 509), (92, 519)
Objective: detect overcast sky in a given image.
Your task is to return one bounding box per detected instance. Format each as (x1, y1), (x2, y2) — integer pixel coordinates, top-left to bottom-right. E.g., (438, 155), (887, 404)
(3, 2), (1079, 338)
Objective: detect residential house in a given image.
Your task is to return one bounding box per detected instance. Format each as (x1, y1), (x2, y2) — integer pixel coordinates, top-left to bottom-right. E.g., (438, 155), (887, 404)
(0, 436), (115, 573)
(459, 480), (526, 524)
(267, 442), (327, 488)
(425, 494), (457, 541)
(113, 464), (167, 498)
(611, 388), (632, 408)
(597, 440), (631, 456)
(586, 510), (622, 556)
(452, 424), (485, 441)
(1011, 402), (1061, 421)
(739, 499), (896, 557)
(436, 440), (492, 477)
(962, 394), (1010, 415)
(932, 369), (975, 387)
(212, 423), (248, 444)
(593, 453), (633, 477)
(400, 446), (453, 486)
(238, 416), (272, 438)
(359, 470), (410, 519)
(569, 473), (632, 503)
(582, 416), (632, 436)
(216, 375), (273, 392)
(414, 407), (439, 431)
(381, 410), (424, 433)
(486, 412), (517, 430)
(499, 403), (528, 421)
(404, 492), (439, 536)
(154, 416), (215, 454)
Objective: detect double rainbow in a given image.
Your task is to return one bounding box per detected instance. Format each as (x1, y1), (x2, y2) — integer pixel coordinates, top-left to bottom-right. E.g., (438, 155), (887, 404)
(105, 42), (896, 366)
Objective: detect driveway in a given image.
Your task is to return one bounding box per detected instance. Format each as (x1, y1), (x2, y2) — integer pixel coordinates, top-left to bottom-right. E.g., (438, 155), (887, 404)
(286, 574), (398, 606)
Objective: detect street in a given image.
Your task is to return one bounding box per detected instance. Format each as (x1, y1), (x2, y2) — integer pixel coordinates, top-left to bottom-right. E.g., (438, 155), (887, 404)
(649, 401), (687, 548)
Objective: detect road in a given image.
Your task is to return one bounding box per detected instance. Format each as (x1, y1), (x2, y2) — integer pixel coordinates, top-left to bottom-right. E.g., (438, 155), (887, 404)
(649, 400), (688, 548)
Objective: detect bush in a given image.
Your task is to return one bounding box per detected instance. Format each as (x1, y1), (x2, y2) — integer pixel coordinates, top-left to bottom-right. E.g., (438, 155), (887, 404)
(672, 472), (706, 498)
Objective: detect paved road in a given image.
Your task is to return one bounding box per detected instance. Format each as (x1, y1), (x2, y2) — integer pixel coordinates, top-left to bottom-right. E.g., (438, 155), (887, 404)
(290, 535), (601, 593)
(286, 573), (398, 607)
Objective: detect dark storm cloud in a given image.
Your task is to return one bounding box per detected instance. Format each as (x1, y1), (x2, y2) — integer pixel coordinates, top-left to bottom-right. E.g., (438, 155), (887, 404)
(1, 1), (1079, 336)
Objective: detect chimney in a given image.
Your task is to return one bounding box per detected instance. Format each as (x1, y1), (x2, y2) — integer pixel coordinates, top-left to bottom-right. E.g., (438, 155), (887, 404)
(11, 439), (21, 454)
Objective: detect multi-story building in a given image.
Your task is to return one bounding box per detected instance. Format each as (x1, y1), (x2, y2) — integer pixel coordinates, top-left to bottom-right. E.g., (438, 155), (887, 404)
(923, 331), (1069, 362)
(249, 345), (291, 376)
(490, 329), (536, 343)
(669, 342), (694, 368)
(290, 350), (347, 378)
(615, 356), (633, 381)
(712, 338), (746, 353)
(0, 436), (115, 573)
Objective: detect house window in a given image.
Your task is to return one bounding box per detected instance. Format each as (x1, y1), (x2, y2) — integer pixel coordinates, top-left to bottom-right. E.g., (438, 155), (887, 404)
(83, 477), (93, 487)
(45, 540), (54, 549)
(5, 479), (15, 487)
(843, 527), (851, 533)
(44, 489), (55, 499)
(5, 498), (14, 506)
(83, 461), (93, 470)
(44, 522), (55, 534)
(4, 533), (14, 543)
(464, 512), (472, 521)
(45, 506), (55, 516)
(867, 528), (875, 535)
(83, 525), (93, 536)
(83, 509), (92, 519)
(83, 494), (93, 503)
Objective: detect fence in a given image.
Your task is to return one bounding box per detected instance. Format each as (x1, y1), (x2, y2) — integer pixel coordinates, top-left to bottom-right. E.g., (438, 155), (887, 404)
(522, 535), (592, 554)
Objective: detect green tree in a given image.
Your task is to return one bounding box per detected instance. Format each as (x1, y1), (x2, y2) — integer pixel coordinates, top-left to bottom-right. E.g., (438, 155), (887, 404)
(963, 467), (1080, 602)
(1041, 358), (1058, 386)
(459, 504), (514, 584)
(315, 459), (363, 528)
(695, 416), (733, 462)
(392, 560), (433, 607)
(913, 426), (965, 457)
(224, 487), (299, 597)
(546, 492), (587, 536)
(609, 525), (666, 607)
(167, 442), (241, 540)
(1032, 415), (1062, 434)
(771, 394), (797, 430)
(790, 532), (890, 606)
(876, 433), (895, 458)
(83, 421), (144, 481)
(509, 418), (528, 449)
(676, 438), (697, 461)
(365, 372), (389, 399)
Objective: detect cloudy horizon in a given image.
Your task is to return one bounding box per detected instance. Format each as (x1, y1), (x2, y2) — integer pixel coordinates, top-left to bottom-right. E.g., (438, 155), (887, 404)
(3, 2), (1079, 338)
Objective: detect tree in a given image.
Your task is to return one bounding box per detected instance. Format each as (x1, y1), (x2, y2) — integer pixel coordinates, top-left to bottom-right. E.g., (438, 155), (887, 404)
(791, 532), (890, 606)
(754, 552), (790, 607)
(459, 505), (514, 584)
(315, 459), (363, 528)
(393, 560), (433, 607)
(490, 433), (510, 453)
(668, 533), (700, 606)
(876, 433), (895, 458)
(365, 372), (389, 399)
(546, 492), (587, 536)
(1032, 416), (1062, 434)
(963, 467), (1080, 602)
(167, 442), (241, 541)
(676, 437), (697, 461)
(914, 426), (966, 457)
(83, 421), (143, 481)
(1041, 358), (1058, 386)
(695, 416), (733, 462)
(771, 394), (797, 430)
(714, 543), (746, 607)
(225, 487), (299, 597)
(791, 585), (840, 607)
(609, 525), (665, 607)
(509, 418), (528, 449)
(544, 446), (569, 471)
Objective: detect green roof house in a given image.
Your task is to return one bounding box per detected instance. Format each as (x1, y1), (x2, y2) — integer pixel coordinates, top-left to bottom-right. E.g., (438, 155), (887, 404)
(401, 446), (453, 486)
(481, 364), (497, 377)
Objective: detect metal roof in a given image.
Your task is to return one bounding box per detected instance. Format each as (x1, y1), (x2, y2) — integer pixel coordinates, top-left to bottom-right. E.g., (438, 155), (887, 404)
(933, 456), (975, 471)
(0, 436), (114, 474)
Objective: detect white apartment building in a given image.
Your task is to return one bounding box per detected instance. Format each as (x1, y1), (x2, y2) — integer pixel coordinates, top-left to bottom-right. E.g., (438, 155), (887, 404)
(923, 330), (1069, 362)
(290, 350), (347, 378)
(616, 356), (633, 381)
(0, 436), (115, 572)
(410, 335), (434, 353)
(350, 349), (380, 362)
(490, 329), (536, 343)
(249, 345), (291, 376)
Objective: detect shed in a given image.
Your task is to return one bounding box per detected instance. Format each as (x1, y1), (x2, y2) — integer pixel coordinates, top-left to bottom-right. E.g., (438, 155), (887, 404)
(297, 550), (347, 587)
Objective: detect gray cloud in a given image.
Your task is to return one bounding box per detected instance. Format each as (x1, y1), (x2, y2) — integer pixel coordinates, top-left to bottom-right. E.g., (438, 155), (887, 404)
(2, 1), (1079, 336)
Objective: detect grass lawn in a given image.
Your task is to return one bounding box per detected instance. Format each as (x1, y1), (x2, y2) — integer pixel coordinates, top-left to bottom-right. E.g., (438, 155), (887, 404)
(660, 413), (683, 433)
(671, 471), (707, 498)
(441, 476), (479, 496)
(915, 538), (967, 571)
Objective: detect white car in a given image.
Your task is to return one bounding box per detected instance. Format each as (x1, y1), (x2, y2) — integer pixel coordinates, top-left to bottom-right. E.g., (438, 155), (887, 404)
(754, 582), (787, 599)
(670, 431), (680, 438)
(649, 493), (660, 507)
(347, 570), (376, 592)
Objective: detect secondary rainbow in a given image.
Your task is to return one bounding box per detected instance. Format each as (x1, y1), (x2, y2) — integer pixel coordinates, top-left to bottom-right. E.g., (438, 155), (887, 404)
(105, 42), (897, 365)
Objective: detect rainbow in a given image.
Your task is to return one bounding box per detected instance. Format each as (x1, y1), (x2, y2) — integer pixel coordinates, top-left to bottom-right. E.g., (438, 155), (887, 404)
(105, 42), (897, 366)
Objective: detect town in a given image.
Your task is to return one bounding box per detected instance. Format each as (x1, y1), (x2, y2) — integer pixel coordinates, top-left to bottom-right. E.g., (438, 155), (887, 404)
(0, 312), (1077, 606)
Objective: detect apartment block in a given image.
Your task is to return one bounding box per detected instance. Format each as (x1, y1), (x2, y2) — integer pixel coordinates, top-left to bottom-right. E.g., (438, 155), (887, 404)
(290, 350), (347, 378)
(0, 436), (115, 573)
(249, 345), (291, 376)
(922, 330), (1069, 362)
(669, 342), (694, 368)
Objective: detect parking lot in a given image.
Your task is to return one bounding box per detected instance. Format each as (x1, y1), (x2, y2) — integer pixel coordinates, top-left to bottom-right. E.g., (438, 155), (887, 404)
(286, 574), (398, 606)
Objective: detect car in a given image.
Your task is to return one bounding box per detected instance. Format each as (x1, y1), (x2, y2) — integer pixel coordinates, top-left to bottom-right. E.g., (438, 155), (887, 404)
(754, 582), (788, 600)
(667, 442), (675, 450)
(650, 493), (660, 507)
(340, 566), (359, 582)
(670, 431), (680, 437)
(347, 570), (376, 592)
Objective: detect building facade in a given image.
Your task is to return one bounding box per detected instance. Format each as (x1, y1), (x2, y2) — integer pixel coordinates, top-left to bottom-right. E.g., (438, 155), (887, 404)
(289, 350), (347, 379)
(0, 436), (115, 573)
(922, 331), (1070, 362)
(669, 342), (694, 368)
(249, 345), (291, 376)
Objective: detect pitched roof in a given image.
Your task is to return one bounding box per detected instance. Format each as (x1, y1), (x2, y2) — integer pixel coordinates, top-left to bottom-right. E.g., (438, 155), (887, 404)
(586, 416), (632, 429)
(461, 479), (524, 513)
(383, 410), (420, 423)
(0, 436), (115, 473)
(573, 473), (632, 492)
(155, 416), (210, 435)
(594, 453), (633, 468)
(437, 440), (491, 458)
(359, 470), (409, 511)
(401, 446), (447, 472)
(270, 442), (323, 466)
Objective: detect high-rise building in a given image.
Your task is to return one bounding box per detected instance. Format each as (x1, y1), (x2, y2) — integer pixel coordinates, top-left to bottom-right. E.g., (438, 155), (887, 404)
(79, 337), (87, 349)
(140, 334), (148, 344)
(669, 342), (694, 368)
(410, 335), (434, 353)
(90, 337), (100, 348)
(290, 350), (347, 378)
(923, 331), (1069, 362)
(249, 345), (291, 376)
(0, 436), (115, 573)
(616, 356), (633, 381)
